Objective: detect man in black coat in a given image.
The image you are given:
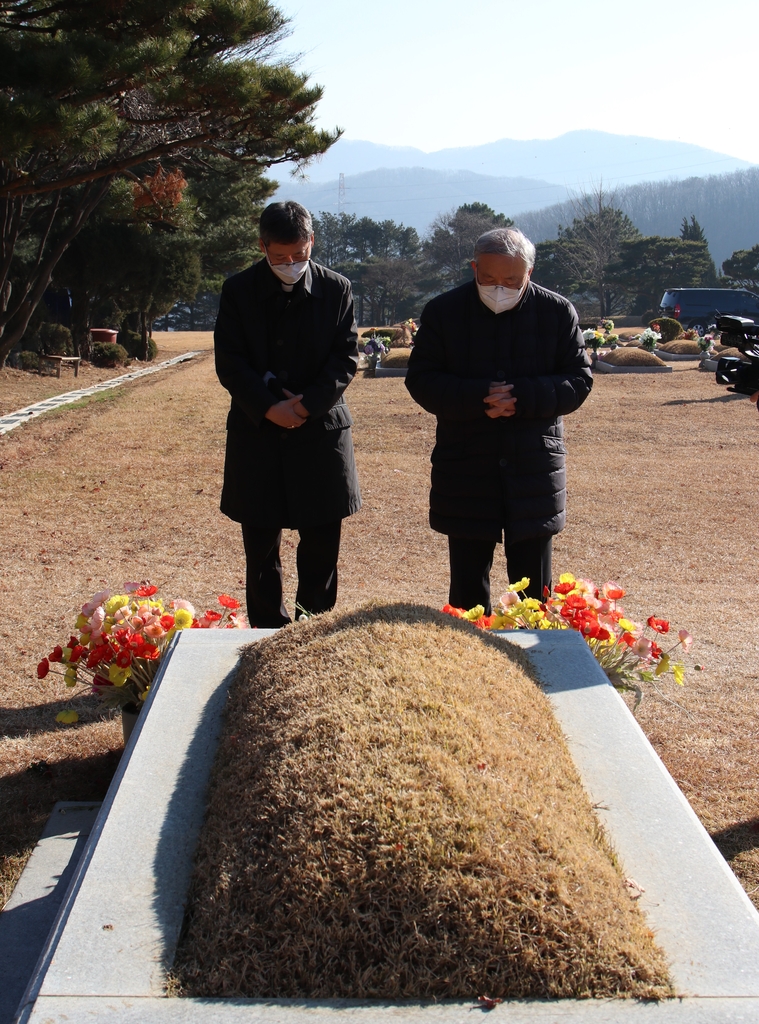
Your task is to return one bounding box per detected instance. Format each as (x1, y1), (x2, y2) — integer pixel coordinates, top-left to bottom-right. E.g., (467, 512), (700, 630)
(215, 201), (361, 627)
(405, 227), (592, 610)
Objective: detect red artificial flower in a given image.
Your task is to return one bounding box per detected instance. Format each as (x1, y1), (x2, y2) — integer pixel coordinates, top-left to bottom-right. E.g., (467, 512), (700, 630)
(49, 646), (63, 663)
(92, 674), (112, 691)
(160, 614), (175, 630)
(554, 582), (575, 596)
(543, 585), (551, 598)
(134, 584), (158, 597)
(115, 649), (132, 668)
(650, 641), (663, 660)
(37, 658), (50, 679)
(565, 594), (588, 609)
(139, 643), (160, 660)
(473, 614), (497, 629)
(619, 632), (636, 647)
(441, 604), (466, 618)
(203, 609), (223, 622)
(647, 616), (670, 634)
(218, 594), (241, 610)
(69, 644), (86, 663)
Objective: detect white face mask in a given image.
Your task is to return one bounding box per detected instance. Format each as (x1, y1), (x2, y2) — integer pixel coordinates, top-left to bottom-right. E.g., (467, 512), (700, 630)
(476, 280), (527, 314)
(267, 258), (309, 285)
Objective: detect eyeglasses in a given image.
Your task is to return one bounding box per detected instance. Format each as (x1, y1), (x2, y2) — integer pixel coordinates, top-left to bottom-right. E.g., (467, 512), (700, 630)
(264, 244), (311, 265)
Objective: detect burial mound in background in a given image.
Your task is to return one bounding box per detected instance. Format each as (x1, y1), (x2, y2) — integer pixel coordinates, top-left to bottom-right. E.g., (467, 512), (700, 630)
(173, 603), (670, 1001)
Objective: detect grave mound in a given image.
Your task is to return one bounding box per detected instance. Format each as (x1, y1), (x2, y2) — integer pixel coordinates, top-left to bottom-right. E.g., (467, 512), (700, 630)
(600, 348), (667, 366)
(657, 340), (702, 355)
(174, 603), (670, 1001)
(380, 347), (412, 368)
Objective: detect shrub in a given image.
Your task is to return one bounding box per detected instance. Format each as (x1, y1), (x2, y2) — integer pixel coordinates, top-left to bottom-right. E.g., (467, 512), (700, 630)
(39, 322), (73, 355)
(120, 329), (157, 361)
(18, 350), (40, 371)
(91, 341), (129, 367)
(649, 317), (682, 342)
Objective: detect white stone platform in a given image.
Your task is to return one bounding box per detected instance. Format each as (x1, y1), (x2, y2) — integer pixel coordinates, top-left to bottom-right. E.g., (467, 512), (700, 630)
(14, 627), (759, 1023)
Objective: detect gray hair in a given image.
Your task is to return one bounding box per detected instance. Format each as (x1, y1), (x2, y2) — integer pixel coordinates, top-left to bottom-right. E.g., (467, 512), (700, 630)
(259, 201), (313, 245)
(474, 227), (536, 269)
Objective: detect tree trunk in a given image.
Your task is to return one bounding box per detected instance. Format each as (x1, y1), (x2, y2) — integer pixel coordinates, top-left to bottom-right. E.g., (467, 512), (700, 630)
(140, 311), (149, 361)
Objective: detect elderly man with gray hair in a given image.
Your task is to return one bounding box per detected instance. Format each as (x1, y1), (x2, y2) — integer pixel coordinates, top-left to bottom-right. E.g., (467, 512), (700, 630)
(406, 226), (592, 609)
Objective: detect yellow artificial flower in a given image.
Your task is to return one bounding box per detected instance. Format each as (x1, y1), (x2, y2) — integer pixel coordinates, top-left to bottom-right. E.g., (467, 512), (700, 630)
(64, 666), (77, 687)
(174, 608), (193, 629)
(462, 605), (485, 621)
(655, 654), (670, 677)
(105, 594), (130, 616)
(76, 613), (89, 630)
(558, 572), (576, 585)
(618, 618), (637, 632)
(139, 687), (150, 701)
(108, 663), (130, 687)
(508, 577), (530, 593)
(62, 646), (72, 662)
(672, 663), (685, 686)
(522, 598), (542, 611)
(56, 710), (79, 724)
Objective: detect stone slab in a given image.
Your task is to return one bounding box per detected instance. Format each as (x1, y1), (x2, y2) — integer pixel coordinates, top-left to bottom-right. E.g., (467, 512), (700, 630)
(374, 366), (408, 377)
(594, 361), (673, 374)
(18, 628), (759, 1023)
(653, 349), (703, 361)
(500, 632), (759, 997)
(22, 996), (759, 1023)
(0, 802), (101, 1024)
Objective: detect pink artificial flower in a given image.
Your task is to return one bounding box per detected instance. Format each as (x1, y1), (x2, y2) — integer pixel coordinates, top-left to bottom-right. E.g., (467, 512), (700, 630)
(678, 629), (693, 651)
(632, 637), (653, 659)
(144, 623), (166, 639)
(82, 590), (110, 617)
(171, 599), (196, 617)
(602, 581), (626, 601)
(123, 582), (142, 593)
(498, 592), (520, 607)
(89, 605), (106, 638)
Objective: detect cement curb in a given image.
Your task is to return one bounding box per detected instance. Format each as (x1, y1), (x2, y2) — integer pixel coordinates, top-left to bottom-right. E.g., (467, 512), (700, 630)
(0, 352), (200, 436)
(18, 629), (759, 1022)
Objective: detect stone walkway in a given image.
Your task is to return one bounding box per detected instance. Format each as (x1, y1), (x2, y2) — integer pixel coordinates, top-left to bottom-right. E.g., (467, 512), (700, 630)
(0, 352), (199, 436)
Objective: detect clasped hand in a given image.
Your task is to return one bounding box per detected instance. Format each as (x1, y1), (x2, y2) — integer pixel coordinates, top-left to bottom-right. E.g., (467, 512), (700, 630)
(483, 381), (517, 418)
(264, 388), (309, 428)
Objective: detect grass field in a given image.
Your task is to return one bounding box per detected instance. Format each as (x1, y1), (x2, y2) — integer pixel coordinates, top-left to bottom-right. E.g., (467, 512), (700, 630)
(1, 332), (758, 914)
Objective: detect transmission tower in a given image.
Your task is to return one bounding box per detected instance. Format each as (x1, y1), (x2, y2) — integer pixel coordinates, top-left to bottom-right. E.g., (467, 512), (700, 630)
(338, 172), (346, 215)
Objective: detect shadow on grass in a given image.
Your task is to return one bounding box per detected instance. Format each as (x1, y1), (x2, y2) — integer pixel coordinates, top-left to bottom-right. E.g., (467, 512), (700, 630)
(661, 393), (745, 406)
(0, 749), (121, 864)
(710, 818), (759, 861)
(0, 696), (109, 738)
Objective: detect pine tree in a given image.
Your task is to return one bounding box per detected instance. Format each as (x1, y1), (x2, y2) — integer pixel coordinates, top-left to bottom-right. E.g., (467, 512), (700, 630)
(0, 0), (337, 365)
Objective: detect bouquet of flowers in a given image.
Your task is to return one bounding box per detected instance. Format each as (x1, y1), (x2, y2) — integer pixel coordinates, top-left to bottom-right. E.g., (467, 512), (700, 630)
(442, 574), (692, 707)
(582, 328), (604, 353)
(38, 583), (246, 723)
(637, 327), (661, 352)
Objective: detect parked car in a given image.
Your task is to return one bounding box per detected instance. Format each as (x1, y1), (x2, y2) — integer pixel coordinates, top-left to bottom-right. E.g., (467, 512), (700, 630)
(658, 288), (759, 334)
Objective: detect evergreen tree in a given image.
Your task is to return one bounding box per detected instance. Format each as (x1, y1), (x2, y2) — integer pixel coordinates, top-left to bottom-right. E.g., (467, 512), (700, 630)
(722, 245), (759, 293)
(610, 237), (715, 311)
(0, 0), (336, 365)
(680, 214), (706, 242)
(423, 203), (513, 288)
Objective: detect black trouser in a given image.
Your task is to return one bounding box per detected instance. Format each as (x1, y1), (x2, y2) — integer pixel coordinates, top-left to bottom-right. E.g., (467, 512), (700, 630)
(447, 535), (552, 614)
(241, 521), (342, 628)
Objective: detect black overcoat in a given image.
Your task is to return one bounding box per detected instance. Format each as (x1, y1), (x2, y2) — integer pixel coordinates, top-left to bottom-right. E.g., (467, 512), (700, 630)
(405, 280), (593, 544)
(215, 259), (362, 528)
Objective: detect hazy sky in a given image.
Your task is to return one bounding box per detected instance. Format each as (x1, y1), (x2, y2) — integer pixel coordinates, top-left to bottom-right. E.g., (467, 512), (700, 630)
(274, 0), (758, 164)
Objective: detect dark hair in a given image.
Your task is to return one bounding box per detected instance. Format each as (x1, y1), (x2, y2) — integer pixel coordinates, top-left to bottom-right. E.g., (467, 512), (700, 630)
(259, 201), (313, 245)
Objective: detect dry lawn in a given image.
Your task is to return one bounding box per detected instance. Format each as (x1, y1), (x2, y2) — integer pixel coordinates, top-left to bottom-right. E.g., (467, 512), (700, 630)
(599, 349), (667, 367)
(1, 333), (758, 922)
(174, 605), (670, 1000)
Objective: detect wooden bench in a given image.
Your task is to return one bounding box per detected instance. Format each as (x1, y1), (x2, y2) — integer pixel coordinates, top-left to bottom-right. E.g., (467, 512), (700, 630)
(39, 355), (81, 378)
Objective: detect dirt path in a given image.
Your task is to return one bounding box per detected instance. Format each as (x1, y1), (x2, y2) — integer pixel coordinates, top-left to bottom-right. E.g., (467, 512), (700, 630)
(1, 349), (758, 909)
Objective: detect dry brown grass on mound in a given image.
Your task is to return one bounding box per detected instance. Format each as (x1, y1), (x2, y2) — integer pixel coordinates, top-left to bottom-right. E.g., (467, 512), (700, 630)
(657, 340), (702, 355)
(173, 603), (670, 1002)
(380, 347), (412, 368)
(599, 348), (666, 367)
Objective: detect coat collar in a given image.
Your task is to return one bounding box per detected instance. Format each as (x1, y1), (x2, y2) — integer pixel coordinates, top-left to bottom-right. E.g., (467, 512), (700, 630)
(254, 258), (322, 300)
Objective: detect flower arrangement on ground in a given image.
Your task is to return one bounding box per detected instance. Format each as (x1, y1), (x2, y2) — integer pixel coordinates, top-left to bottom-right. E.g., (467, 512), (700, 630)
(361, 334), (389, 365)
(582, 328), (604, 354)
(38, 583), (246, 723)
(442, 574), (692, 707)
(637, 327), (661, 352)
